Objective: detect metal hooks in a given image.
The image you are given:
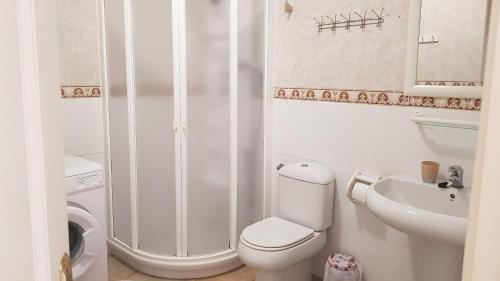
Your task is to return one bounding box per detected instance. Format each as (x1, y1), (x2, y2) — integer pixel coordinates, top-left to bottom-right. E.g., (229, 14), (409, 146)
(370, 8), (385, 28)
(314, 8), (385, 33)
(313, 16), (324, 32)
(340, 14), (351, 31)
(353, 11), (367, 29)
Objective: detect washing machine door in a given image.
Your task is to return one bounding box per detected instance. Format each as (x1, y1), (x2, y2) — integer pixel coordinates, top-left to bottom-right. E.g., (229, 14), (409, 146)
(67, 205), (104, 279)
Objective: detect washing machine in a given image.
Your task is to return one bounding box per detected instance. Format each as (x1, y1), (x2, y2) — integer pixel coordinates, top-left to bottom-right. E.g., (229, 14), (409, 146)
(65, 155), (108, 281)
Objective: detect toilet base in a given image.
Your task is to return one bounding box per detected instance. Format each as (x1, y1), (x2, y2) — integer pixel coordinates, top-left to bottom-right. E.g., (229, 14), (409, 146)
(255, 258), (312, 281)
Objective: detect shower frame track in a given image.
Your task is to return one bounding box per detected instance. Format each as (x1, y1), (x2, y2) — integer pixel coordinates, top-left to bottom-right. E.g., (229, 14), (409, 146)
(98, 0), (275, 278)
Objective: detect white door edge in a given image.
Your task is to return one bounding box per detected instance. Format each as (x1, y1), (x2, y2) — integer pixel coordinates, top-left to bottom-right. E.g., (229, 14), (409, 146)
(16, 0), (53, 280)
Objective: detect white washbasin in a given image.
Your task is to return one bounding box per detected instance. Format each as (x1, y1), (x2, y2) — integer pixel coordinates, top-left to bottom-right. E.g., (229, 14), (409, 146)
(366, 175), (470, 246)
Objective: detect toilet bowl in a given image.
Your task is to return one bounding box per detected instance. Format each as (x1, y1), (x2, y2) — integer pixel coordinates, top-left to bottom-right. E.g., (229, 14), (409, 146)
(237, 162), (335, 281)
(238, 217), (326, 281)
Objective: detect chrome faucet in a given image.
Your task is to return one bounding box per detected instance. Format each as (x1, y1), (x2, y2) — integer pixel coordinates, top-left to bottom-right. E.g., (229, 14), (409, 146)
(448, 165), (464, 188)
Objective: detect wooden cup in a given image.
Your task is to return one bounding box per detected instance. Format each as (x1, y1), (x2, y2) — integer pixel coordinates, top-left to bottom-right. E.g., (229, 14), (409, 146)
(421, 161), (440, 183)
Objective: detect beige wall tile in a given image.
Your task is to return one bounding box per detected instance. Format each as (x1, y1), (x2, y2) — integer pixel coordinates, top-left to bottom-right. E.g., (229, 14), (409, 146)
(56, 0), (100, 85)
(274, 0), (409, 91)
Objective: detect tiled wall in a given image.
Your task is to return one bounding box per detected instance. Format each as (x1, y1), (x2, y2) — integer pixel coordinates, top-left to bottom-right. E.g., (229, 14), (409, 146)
(57, 0), (104, 164)
(274, 87), (481, 110)
(273, 0), (482, 110)
(57, 0), (100, 87)
(271, 1), (480, 281)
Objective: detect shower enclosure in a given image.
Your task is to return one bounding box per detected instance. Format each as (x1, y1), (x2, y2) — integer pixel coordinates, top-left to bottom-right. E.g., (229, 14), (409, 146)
(100, 0), (267, 278)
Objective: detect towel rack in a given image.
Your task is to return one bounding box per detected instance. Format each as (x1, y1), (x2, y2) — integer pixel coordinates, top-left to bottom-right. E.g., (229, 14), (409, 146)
(313, 8), (385, 33)
(410, 114), (479, 130)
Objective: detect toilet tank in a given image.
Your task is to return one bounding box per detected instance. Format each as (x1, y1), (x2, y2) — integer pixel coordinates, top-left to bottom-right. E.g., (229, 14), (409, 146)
(277, 162), (335, 231)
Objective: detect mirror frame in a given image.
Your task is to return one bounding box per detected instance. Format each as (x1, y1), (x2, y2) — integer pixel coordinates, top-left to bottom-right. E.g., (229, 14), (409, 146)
(405, 0), (486, 98)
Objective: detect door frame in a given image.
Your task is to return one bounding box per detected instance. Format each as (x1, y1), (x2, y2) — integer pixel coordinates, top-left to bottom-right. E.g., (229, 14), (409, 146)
(17, 0), (52, 278)
(462, 0), (500, 280)
(8, 0), (68, 280)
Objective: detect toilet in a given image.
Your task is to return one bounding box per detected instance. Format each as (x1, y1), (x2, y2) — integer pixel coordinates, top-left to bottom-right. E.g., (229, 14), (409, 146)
(238, 162), (335, 281)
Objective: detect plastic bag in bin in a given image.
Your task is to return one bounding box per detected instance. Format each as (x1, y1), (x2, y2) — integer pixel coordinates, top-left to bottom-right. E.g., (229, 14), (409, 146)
(323, 253), (363, 281)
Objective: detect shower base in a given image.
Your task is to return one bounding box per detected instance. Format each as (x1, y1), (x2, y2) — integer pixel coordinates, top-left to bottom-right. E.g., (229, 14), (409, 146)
(108, 239), (242, 279)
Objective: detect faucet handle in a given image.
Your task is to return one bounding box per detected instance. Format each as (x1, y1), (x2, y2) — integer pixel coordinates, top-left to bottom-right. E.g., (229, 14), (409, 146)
(448, 165), (464, 175)
(448, 165), (464, 188)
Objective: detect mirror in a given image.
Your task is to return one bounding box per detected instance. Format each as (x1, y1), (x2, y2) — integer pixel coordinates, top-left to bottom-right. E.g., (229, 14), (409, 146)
(405, 0), (490, 98)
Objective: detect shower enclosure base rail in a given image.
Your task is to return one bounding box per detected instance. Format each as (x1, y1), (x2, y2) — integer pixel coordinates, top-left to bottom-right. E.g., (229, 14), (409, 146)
(108, 238), (242, 279)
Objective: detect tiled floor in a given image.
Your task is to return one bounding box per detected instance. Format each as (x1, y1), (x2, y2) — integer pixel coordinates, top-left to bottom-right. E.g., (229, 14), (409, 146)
(108, 255), (323, 281)
(108, 255), (255, 281)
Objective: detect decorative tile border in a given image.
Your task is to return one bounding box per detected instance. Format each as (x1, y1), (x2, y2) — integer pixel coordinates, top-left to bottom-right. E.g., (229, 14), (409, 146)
(61, 86), (101, 99)
(274, 87), (481, 111)
(416, 81), (483, 87)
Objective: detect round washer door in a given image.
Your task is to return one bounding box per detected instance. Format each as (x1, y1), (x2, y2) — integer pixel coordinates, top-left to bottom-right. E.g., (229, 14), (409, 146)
(67, 205), (104, 279)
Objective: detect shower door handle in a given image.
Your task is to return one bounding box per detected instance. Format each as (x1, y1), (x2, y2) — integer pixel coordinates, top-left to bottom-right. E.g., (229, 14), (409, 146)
(172, 120), (179, 132)
(172, 121), (187, 132)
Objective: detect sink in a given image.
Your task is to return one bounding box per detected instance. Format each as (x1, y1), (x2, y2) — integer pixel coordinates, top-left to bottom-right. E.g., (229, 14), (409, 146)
(366, 175), (470, 246)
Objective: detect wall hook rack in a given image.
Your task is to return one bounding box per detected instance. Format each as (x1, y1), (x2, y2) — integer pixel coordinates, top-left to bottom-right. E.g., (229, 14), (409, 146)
(313, 8), (385, 33)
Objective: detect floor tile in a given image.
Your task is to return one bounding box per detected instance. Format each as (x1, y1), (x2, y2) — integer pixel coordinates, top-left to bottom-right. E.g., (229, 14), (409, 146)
(127, 272), (177, 281)
(108, 255), (136, 281)
(201, 266), (255, 281)
(108, 255), (321, 281)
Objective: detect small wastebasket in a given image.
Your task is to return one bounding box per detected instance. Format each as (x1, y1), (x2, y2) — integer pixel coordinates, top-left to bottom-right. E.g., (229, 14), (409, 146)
(323, 253), (363, 281)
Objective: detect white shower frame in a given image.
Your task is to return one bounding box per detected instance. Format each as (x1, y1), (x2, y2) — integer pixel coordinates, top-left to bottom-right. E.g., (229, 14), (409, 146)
(98, 0), (276, 278)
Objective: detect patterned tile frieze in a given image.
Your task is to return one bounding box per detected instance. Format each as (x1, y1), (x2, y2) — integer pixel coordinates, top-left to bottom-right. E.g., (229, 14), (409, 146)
(415, 81), (484, 87)
(274, 87), (481, 111)
(61, 86), (101, 99)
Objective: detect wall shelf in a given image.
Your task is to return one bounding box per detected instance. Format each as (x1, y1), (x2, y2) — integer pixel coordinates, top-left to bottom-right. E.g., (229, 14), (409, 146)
(410, 114), (479, 130)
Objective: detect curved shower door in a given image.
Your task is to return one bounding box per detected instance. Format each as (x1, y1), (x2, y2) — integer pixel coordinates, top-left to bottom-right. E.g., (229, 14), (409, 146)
(104, 0), (266, 275)
(184, 0), (231, 256)
(131, 0), (178, 256)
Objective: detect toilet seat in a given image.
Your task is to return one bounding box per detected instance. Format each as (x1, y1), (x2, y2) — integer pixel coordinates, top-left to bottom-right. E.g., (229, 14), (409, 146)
(238, 230), (326, 271)
(241, 217), (314, 251)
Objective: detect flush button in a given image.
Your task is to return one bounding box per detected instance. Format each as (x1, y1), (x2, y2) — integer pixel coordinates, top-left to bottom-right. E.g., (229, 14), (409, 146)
(301, 164), (309, 167)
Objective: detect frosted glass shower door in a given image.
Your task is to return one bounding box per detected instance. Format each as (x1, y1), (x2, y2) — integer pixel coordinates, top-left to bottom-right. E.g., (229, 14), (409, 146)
(104, 0), (266, 261)
(237, 0), (265, 240)
(132, 0), (178, 256)
(105, 0), (133, 247)
(184, 0), (232, 256)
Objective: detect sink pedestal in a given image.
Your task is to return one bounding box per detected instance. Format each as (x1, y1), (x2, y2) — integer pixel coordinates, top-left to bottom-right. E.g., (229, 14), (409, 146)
(419, 240), (464, 281)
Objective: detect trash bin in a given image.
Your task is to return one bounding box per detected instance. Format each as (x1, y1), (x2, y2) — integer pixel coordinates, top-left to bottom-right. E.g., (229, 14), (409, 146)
(323, 253), (363, 281)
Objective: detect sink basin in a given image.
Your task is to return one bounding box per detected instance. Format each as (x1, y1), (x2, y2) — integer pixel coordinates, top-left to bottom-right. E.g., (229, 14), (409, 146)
(366, 175), (470, 246)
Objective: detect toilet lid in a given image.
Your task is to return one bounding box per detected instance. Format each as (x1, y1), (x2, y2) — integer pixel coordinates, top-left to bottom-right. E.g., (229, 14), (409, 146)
(241, 217), (314, 249)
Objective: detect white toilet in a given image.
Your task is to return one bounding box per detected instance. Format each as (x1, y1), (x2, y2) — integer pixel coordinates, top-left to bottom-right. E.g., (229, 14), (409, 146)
(238, 162), (335, 281)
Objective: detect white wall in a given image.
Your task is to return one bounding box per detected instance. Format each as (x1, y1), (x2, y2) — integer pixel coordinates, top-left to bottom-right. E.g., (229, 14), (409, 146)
(57, 0), (104, 164)
(62, 98), (104, 164)
(272, 102), (478, 281)
(463, 1), (500, 279)
(270, 0), (481, 280)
